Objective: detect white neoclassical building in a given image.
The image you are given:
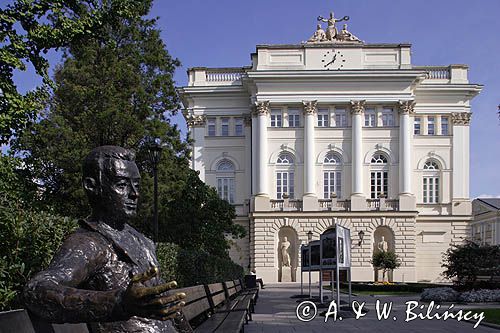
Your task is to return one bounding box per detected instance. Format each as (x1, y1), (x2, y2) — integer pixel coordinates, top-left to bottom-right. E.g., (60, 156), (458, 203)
(472, 198), (500, 246)
(178, 15), (482, 283)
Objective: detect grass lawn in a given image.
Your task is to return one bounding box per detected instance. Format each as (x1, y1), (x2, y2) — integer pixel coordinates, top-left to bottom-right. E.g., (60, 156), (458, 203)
(466, 308), (500, 326)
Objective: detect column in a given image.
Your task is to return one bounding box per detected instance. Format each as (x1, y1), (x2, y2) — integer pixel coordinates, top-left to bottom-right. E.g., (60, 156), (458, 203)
(253, 101), (270, 211)
(250, 113), (257, 196)
(186, 113), (206, 181)
(398, 100), (416, 210)
(451, 112), (472, 215)
(350, 100), (366, 211)
(244, 114), (253, 198)
(302, 101), (318, 211)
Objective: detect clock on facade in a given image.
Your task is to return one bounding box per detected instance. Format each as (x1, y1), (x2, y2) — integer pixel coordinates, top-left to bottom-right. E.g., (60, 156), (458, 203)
(321, 49), (346, 70)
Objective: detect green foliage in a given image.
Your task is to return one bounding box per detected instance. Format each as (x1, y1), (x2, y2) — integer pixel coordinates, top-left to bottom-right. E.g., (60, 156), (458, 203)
(13, 0), (186, 219)
(442, 240), (500, 287)
(371, 250), (401, 281)
(1, 0), (153, 144)
(157, 243), (244, 288)
(0, 156), (77, 310)
(154, 170), (246, 258)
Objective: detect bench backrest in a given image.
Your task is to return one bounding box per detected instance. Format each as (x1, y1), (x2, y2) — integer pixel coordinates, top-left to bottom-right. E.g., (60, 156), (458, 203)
(234, 279), (242, 292)
(177, 285), (211, 321)
(207, 282), (226, 308)
(224, 280), (237, 299)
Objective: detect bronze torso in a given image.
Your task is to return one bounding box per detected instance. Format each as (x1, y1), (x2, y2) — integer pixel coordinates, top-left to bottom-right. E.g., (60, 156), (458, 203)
(23, 220), (177, 333)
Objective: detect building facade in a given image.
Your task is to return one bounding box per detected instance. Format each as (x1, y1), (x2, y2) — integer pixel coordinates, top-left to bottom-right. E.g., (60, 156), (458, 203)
(178, 17), (482, 283)
(472, 198), (500, 246)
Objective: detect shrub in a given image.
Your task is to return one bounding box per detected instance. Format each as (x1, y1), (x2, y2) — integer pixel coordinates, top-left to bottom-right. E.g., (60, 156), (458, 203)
(441, 240), (500, 288)
(0, 197), (77, 310)
(421, 287), (460, 302)
(157, 243), (244, 287)
(371, 250), (401, 282)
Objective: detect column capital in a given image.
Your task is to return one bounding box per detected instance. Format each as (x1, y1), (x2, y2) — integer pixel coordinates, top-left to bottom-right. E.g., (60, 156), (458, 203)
(185, 114), (206, 127)
(451, 112), (471, 125)
(350, 100), (366, 114)
(253, 101), (270, 116)
(302, 100), (318, 115)
(398, 100), (416, 115)
(243, 114), (252, 126)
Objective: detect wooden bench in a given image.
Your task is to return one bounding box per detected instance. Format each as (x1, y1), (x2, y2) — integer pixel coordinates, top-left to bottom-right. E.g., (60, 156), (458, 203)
(0, 279), (258, 333)
(178, 279), (258, 333)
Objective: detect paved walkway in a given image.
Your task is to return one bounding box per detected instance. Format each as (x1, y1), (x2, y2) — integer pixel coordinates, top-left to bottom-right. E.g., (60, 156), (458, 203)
(246, 283), (500, 333)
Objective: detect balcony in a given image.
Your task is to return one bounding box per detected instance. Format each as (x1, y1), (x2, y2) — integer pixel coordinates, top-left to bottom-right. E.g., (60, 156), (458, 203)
(270, 199), (303, 211)
(318, 199), (351, 211)
(367, 198), (399, 211)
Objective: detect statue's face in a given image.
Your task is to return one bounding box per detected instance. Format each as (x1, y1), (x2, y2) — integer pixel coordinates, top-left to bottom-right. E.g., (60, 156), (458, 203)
(284, 236), (288, 242)
(100, 158), (141, 220)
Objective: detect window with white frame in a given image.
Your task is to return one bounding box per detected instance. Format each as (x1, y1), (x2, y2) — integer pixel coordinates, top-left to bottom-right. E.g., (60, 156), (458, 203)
(422, 160), (439, 204)
(334, 109), (347, 127)
(270, 109), (282, 127)
(427, 116), (435, 135)
(234, 117), (243, 136)
(441, 117), (449, 135)
(317, 109), (329, 127)
(276, 152), (295, 199)
(221, 118), (229, 136)
(323, 152), (342, 199)
(370, 153), (389, 199)
(216, 159), (235, 203)
(382, 108), (395, 127)
(364, 108), (376, 127)
(288, 108), (300, 127)
(207, 118), (216, 136)
(414, 117), (421, 135)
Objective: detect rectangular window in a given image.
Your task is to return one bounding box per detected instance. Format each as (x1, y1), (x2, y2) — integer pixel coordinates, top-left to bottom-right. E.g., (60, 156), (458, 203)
(207, 118), (216, 136)
(288, 108), (300, 127)
(423, 177), (439, 203)
(382, 108), (394, 127)
(335, 109), (347, 127)
(323, 171), (342, 199)
(441, 117), (449, 135)
(317, 109), (329, 127)
(234, 117), (243, 136)
(414, 117), (421, 135)
(221, 118), (229, 136)
(364, 109), (376, 127)
(276, 172), (294, 199)
(428, 116), (435, 135)
(370, 171), (388, 199)
(217, 178), (235, 203)
(270, 109), (282, 127)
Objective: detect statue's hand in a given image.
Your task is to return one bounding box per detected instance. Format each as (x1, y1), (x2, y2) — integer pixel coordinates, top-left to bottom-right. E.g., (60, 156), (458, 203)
(120, 266), (186, 321)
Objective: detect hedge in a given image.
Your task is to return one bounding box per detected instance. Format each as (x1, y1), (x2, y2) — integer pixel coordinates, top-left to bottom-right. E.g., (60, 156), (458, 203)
(157, 243), (244, 287)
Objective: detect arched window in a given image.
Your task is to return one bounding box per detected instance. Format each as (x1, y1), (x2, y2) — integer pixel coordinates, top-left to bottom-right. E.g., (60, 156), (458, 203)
(276, 152), (295, 199)
(216, 159), (235, 204)
(422, 159), (440, 204)
(323, 152), (342, 199)
(370, 153), (389, 199)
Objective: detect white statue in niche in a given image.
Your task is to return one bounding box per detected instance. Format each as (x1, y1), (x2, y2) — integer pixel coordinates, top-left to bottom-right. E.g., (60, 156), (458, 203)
(377, 236), (388, 252)
(280, 237), (291, 267)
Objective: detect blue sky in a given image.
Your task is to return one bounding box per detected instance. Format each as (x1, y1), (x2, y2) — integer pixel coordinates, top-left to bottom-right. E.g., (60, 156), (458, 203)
(4, 0), (500, 198)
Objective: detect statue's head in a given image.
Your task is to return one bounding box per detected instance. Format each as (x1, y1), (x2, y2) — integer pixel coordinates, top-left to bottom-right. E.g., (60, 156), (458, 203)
(283, 236), (288, 242)
(83, 146), (140, 225)
(381, 236), (385, 241)
(316, 23), (322, 30)
(330, 12), (334, 19)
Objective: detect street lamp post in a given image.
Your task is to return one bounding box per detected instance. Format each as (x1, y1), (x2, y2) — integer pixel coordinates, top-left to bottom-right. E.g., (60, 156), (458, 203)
(147, 139), (162, 243)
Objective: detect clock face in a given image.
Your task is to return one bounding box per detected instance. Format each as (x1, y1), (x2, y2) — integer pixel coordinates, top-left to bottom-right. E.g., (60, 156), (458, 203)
(321, 49), (346, 70)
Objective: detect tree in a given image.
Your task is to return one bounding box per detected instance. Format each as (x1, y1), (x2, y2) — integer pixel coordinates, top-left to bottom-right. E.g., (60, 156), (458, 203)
(14, 0), (184, 218)
(371, 250), (401, 282)
(442, 240), (500, 287)
(13, 0), (245, 256)
(0, 0), (152, 144)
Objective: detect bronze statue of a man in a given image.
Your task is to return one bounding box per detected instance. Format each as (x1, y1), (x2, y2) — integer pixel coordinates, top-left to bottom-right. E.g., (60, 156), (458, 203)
(23, 146), (187, 332)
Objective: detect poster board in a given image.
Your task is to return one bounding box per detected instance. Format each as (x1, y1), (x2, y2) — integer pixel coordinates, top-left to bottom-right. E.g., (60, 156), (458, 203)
(301, 244), (310, 271)
(336, 225), (351, 268)
(320, 228), (337, 269)
(309, 240), (321, 271)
